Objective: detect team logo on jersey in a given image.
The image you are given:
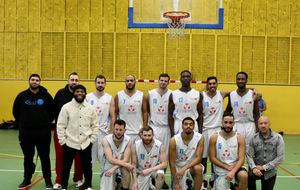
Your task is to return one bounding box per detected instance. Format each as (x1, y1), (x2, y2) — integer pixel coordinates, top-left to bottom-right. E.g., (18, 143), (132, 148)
(115, 156), (119, 159)
(180, 154), (188, 160)
(222, 150), (231, 158)
(234, 101), (238, 107)
(144, 161), (152, 168)
(127, 105), (136, 113)
(204, 102), (209, 107)
(134, 100), (141, 103)
(230, 145), (237, 149)
(238, 107), (247, 117)
(183, 103), (191, 111)
(150, 155), (158, 158)
(25, 99), (44, 105)
(245, 101), (253, 104)
(96, 106), (102, 115)
(157, 105), (166, 114)
(209, 107), (216, 114)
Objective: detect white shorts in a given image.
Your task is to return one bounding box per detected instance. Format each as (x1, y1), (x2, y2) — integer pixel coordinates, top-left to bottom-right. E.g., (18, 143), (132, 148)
(202, 127), (221, 158)
(214, 166), (247, 190)
(174, 119), (198, 135)
(233, 122), (255, 149)
(91, 130), (108, 164)
(100, 169), (120, 190)
(137, 170), (164, 190)
(150, 124), (171, 157)
(172, 164), (204, 190)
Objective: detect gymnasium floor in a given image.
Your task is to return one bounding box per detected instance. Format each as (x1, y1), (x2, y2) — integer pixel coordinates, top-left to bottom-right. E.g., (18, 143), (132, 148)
(0, 130), (299, 190)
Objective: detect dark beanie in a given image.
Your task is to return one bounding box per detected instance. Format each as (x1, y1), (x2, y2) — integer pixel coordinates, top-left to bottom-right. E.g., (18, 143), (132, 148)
(73, 84), (86, 94)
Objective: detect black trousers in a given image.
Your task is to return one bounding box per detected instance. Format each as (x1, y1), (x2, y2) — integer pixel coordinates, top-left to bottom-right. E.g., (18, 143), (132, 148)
(248, 169), (277, 190)
(19, 128), (52, 179)
(61, 143), (92, 189)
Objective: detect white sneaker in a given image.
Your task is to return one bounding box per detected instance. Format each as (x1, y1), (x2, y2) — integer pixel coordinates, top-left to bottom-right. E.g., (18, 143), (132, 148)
(75, 180), (83, 188)
(85, 188), (92, 190)
(53, 183), (62, 189)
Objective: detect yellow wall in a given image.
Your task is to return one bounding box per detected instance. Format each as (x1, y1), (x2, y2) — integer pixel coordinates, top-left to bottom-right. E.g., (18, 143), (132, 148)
(0, 0), (300, 83)
(2, 80), (300, 134)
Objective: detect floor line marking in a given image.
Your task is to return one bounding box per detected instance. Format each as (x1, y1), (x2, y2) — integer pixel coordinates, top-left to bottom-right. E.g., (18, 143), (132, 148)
(278, 165), (300, 180)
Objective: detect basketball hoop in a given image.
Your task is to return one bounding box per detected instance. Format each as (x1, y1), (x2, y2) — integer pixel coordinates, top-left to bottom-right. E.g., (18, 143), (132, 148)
(163, 11), (190, 39)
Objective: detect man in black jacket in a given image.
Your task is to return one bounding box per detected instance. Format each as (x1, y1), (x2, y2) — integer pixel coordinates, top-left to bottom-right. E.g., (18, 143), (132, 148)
(13, 74), (54, 190)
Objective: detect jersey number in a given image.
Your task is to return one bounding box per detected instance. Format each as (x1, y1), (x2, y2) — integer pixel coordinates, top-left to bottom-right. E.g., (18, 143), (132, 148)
(179, 97), (183, 103)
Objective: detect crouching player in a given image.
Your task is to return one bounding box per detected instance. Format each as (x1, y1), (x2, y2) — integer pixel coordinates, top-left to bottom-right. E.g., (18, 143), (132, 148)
(101, 120), (133, 190)
(209, 113), (248, 190)
(131, 126), (168, 190)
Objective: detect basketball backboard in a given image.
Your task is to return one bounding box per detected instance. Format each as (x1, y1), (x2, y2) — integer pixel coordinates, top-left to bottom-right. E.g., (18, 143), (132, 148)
(128, 0), (223, 29)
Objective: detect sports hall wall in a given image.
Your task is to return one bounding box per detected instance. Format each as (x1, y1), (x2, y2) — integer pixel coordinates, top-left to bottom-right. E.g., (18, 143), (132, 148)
(0, 0), (299, 134)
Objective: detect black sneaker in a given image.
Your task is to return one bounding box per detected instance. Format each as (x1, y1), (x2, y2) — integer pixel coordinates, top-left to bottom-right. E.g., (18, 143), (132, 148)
(45, 177), (53, 189)
(18, 178), (31, 190)
(162, 181), (169, 189)
(209, 179), (214, 190)
(78, 183), (86, 190)
(186, 179), (193, 190)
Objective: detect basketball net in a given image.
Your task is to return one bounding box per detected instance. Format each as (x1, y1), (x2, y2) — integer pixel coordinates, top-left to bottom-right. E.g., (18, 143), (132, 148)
(163, 11), (190, 39)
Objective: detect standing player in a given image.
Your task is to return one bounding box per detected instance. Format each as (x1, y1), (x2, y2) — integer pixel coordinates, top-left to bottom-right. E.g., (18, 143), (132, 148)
(225, 72), (260, 149)
(168, 70), (203, 137)
(169, 117), (204, 190)
(86, 75), (115, 164)
(209, 113), (248, 190)
(131, 126), (168, 190)
(147, 73), (172, 189)
(114, 74), (148, 142)
(53, 72), (84, 189)
(101, 120), (133, 190)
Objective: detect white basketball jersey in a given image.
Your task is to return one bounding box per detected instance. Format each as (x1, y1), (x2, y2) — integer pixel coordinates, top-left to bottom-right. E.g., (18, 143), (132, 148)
(102, 134), (131, 171)
(214, 132), (239, 175)
(172, 89), (200, 121)
(202, 91), (224, 129)
(86, 92), (112, 134)
(117, 90), (144, 135)
(174, 132), (202, 168)
(230, 90), (254, 123)
(135, 139), (162, 174)
(148, 89), (172, 126)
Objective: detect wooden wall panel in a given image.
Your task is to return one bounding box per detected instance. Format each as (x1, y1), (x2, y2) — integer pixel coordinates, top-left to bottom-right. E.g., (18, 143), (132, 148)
(251, 37), (265, 83)
(17, 0), (28, 32)
(266, 0), (278, 36)
(102, 33), (114, 79)
(140, 34), (164, 79)
(78, 0), (90, 31)
(228, 0), (241, 34)
(53, 0), (65, 31)
(66, 33), (77, 77)
(253, 0), (266, 35)
(66, 0), (78, 31)
(116, 0), (128, 32)
(166, 39), (180, 80)
(278, 0), (291, 36)
(191, 34), (215, 81)
(103, 0), (115, 32)
(0, 0), (3, 32)
(241, 0), (253, 35)
(28, 33), (40, 75)
(266, 37), (278, 83)
(291, 38), (300, 84)
(126, 33), (139, 78)
(4, 33), (16, 78)
(5, 0), (17, 32)
(77, 33), (89, 79)
(90, 33), (104, 78)
(41, 0), (53, 31)
(29, 0), (40, 32)
(277, 37), (289, 83)
(90, 0), (102, 31)
(291, 0), (300, 36)
(16, 33), (28, 78)
(52, 33), (64, 78)
(0, 33), (3, 78)
(227, 36), (240, 79)
(41, 33), (53, 78)
(216, 36), (229, 81)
